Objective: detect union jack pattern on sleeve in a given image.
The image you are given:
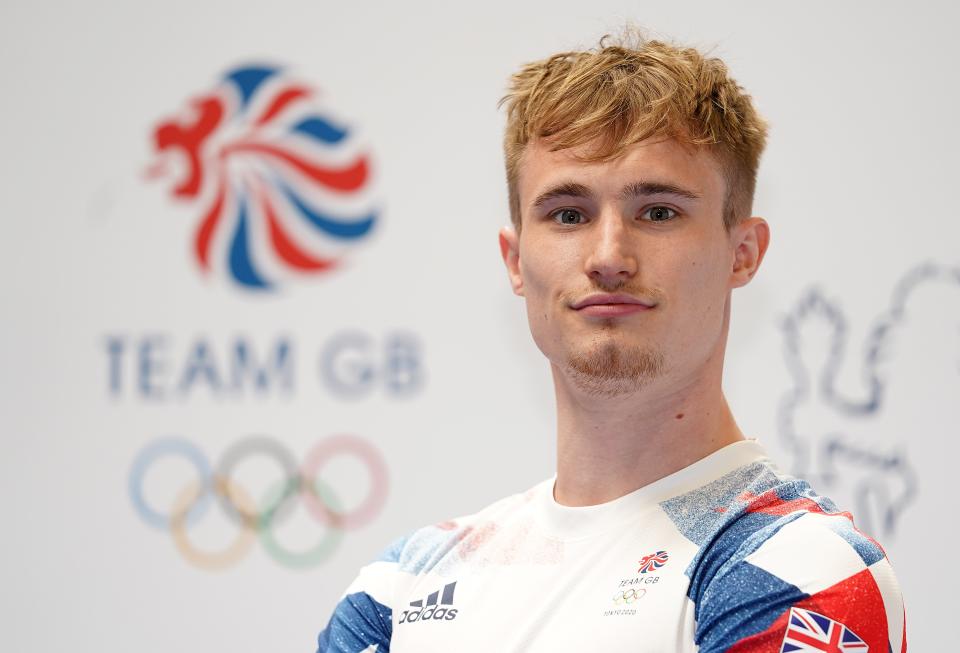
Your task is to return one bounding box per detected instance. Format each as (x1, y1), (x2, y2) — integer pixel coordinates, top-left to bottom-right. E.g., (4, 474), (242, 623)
(660, 464), (906, 652)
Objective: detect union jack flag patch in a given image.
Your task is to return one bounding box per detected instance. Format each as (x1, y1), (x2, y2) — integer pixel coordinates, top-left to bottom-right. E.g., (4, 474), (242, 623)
(780, 607), (868, 652)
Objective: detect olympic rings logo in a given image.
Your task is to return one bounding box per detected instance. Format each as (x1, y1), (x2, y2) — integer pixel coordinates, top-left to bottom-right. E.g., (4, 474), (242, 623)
(129, 434), (388, 570)
(611, 588), (646, 604)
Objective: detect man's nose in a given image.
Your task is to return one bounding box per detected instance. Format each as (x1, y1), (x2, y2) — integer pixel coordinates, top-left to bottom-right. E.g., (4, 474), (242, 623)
(585, 212), (638, 286)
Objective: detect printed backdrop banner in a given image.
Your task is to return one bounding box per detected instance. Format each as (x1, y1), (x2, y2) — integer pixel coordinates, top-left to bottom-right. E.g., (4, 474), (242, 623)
(1, 1), (956, 651)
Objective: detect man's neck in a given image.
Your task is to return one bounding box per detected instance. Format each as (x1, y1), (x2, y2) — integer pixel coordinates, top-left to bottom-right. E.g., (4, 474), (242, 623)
(551, 361), (744, 507)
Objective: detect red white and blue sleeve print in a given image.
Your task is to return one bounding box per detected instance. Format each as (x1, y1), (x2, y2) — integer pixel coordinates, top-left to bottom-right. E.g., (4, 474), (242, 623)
(662, 464), (907, 652)
(316, 537), (406, 653)
(316, 520), (484, 652)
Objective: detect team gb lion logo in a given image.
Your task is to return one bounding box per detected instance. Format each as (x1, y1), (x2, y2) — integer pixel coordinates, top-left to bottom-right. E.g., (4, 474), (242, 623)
(147, 65), (378, 290)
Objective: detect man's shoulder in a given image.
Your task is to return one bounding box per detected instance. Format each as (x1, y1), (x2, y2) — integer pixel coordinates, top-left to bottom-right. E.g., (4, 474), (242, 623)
(655, 445), (873, 558)
(673, 461), (904, 652)
(316, 482), (549, 652)
(376, 478), (550, 575)
(694, 463), (885, 571)
(666, 454), (888, 588)
(693, 477), (890, 596)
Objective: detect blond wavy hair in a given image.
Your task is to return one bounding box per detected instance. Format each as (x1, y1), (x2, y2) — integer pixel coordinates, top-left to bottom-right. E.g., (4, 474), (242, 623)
(501, 34), (768, 230)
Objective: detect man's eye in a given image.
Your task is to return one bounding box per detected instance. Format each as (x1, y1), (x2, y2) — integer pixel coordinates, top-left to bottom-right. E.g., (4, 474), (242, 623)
(553, 208), (585, 225)
(643, 206), (677, 222)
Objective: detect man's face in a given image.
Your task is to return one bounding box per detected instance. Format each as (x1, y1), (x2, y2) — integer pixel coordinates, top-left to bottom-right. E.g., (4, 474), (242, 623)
(500, 137), (765, 397)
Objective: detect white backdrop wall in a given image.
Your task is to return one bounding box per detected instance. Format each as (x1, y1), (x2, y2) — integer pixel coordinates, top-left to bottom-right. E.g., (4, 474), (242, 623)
(1, 1), (955, 650)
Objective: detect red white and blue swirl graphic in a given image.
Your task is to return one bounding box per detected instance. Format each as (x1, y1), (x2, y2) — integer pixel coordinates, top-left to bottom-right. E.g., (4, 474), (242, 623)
(148, 65), (377, 290)
(637, 550), (669, 574)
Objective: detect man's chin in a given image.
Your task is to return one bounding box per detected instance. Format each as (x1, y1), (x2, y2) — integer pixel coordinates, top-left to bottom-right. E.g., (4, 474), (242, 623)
(564, 343), (664, 398)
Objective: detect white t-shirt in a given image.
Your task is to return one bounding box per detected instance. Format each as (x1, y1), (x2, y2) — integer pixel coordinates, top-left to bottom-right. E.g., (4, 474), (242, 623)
(317, 440), (906, 652)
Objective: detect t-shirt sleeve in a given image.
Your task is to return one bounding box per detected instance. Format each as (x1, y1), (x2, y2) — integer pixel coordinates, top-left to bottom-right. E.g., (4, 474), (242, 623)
(316, 536), (408, 653)
(693, 512), (906, 652)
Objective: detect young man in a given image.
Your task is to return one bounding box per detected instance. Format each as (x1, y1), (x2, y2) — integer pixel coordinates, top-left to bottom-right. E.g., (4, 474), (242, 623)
(316, 35), (906, 652)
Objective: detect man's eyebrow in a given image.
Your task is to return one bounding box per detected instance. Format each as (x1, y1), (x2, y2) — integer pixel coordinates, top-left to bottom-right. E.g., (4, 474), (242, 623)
(618, 181), (701, 201)
(531, 182), (594, 208)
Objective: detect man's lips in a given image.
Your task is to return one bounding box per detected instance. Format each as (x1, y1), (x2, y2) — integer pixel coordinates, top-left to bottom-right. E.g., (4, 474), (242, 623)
(571, 293), (656, 317)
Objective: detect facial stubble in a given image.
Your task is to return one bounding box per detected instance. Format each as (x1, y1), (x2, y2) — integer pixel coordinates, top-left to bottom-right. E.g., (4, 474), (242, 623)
(565, 321), (665, 398)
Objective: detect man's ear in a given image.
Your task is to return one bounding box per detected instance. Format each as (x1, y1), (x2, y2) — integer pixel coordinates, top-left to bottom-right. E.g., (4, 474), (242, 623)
(729, 217), (770, 288)
(499, 226), (524, 296)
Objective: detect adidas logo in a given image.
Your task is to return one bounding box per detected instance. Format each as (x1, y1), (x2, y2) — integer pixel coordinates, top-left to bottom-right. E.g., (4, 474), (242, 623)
(398, 581), (459, 624)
